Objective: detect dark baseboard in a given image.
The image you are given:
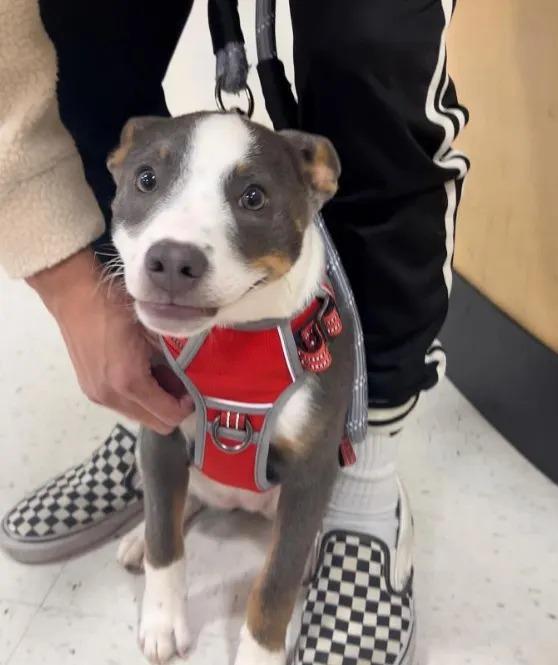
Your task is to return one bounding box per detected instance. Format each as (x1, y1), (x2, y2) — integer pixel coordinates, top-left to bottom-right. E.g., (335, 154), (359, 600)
(440, 273), (558, 484)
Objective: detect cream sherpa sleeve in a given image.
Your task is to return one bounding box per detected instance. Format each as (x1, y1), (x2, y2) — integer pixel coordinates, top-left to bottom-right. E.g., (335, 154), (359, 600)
(0, 0), (105, 278)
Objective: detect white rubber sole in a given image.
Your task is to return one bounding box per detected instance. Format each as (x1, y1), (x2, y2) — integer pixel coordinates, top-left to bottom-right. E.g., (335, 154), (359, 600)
(0, 500), (143, 565)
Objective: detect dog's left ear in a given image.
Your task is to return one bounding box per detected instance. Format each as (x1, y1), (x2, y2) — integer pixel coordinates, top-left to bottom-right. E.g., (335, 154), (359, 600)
(280, 130), (341, 206)
(107, 116), (161, 180)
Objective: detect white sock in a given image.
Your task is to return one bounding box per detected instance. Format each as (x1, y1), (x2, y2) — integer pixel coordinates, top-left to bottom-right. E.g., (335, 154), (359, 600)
(322, 429), (401, 549)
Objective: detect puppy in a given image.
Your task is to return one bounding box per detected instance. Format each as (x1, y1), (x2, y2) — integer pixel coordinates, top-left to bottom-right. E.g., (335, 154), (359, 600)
(108, 112), (354, 664)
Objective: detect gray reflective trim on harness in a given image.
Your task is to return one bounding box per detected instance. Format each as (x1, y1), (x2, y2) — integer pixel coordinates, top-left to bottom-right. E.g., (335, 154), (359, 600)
(278, 320), (305, 380)
(251, 319), (311, 490)
(161, 339), (208, 468)
(315, 214), (368, 443)
(204, 398), (270, 414)
(174, 332), (209, 370)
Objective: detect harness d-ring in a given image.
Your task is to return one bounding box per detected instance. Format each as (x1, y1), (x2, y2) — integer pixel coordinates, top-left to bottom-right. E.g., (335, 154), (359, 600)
(211, 415), (254, 454)
(215, 78), (255, 118)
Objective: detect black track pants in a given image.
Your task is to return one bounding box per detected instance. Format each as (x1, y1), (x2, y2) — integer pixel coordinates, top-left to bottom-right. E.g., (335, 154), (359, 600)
(39, 0), (468, 412)
(290, 0), (469, 410)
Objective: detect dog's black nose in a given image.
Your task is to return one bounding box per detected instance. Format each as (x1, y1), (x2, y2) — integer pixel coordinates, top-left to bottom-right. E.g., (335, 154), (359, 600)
(145, 241), (208, 295)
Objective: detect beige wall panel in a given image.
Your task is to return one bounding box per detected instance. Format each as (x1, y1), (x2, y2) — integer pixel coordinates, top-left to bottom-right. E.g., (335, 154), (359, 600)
(448, 0), (558, 351)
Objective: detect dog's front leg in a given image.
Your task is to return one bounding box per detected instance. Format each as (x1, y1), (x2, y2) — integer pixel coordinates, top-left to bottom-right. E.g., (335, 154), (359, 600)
(138, 427), (191, 664)
(234, 461), (337, 665)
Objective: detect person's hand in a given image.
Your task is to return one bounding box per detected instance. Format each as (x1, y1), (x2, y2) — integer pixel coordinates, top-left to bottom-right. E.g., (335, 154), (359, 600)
(28, 249), (192, 434)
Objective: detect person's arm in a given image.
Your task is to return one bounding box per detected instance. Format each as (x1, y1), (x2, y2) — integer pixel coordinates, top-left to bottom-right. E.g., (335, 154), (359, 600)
(0, 0), (190, 433)
(27, 249), (192, 433)
(0, 0), (104, 278)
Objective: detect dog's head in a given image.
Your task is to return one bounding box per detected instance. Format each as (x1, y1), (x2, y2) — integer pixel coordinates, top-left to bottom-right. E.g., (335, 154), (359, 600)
(108, 112), (340, 336)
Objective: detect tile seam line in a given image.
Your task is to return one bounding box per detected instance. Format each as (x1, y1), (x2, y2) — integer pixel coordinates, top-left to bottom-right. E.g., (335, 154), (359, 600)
(4, 563), (67, 665)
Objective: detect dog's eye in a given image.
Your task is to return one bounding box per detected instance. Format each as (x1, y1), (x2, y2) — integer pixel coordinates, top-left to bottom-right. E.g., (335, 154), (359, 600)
(240, 186), (266, 211)
(136, 167), (157, 193)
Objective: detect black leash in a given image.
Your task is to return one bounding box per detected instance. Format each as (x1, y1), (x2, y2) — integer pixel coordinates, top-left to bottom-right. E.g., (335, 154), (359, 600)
(255, 0), (298, 129)
(207, 0), (298, 129)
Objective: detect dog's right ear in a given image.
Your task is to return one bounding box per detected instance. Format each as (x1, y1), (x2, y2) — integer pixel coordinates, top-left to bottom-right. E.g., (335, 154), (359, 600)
(107, 116), (161, 180)
(280, 130), (341, 208)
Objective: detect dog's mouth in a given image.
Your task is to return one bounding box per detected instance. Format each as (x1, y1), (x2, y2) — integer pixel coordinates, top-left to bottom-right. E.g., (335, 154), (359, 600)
(135, 276), (270, 335)
(136, 301), (218, 333)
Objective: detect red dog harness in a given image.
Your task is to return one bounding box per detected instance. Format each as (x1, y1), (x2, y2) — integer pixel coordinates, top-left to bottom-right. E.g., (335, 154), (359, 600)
(161, 284), (347, 493)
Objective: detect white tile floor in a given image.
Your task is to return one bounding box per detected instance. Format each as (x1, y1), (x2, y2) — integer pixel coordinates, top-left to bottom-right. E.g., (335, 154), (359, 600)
(1, 1), (558, 664)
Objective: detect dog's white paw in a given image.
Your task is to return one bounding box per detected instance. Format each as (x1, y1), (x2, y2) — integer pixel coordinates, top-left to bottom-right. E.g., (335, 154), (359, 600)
(234, 624), (286, 665)
(139, 559), (190, 664)
(117, 522), (145, 573)
(139, 601), (190, 664)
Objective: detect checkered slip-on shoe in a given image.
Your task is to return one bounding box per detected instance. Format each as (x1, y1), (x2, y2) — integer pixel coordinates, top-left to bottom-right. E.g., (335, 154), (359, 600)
(294, 480), (416, 665)
(1, 424), (143, 564)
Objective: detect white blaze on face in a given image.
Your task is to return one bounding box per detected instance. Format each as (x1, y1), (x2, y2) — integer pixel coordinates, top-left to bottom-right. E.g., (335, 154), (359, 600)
(113, 113), (263, 306)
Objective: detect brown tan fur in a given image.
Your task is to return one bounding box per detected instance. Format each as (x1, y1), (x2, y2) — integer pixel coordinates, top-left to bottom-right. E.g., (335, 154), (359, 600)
(251, 252), (293, 279)
(107, 121), (137, 171)
(309, 141), (340, 196)
(274, 410), (324, 459)
(280, 129), (341, 207)
(234, 161), (251, 175)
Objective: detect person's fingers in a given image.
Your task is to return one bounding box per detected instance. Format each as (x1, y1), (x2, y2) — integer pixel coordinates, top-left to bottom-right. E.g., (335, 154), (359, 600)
(109, 394), (176, 436)
(106, 359), (187, 427)
(82, 374), (177, 434)
(128, 373), (194, 427)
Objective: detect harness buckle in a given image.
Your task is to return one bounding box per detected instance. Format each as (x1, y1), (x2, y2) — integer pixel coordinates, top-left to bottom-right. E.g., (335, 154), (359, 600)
(210, 414), (253, 454)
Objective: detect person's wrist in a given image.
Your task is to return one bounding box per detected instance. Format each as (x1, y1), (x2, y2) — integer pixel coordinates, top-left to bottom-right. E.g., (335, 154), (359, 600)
(26, 249), (101, 320)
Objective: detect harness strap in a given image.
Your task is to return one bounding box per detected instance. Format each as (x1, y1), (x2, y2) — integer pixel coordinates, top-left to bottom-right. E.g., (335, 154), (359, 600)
(298, 324), (332, 373)
(296, 295), (343, 373)
(291, 290), (343, 374)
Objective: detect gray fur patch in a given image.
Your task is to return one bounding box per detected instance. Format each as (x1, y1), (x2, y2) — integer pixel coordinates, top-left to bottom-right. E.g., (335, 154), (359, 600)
(109, 113), (204, 234)
(140, 427), (190, 568)
(224, 120), (313, 273)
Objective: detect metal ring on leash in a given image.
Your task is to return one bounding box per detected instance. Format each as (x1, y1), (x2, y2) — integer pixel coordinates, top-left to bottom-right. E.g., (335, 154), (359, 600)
(211, 415), (254, 454)
(215, 78), (255, 118)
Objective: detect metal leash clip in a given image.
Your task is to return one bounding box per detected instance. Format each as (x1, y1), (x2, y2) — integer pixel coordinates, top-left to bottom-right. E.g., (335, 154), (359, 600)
(211, 414), (254, 454)
(215, 77), (255, 118)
